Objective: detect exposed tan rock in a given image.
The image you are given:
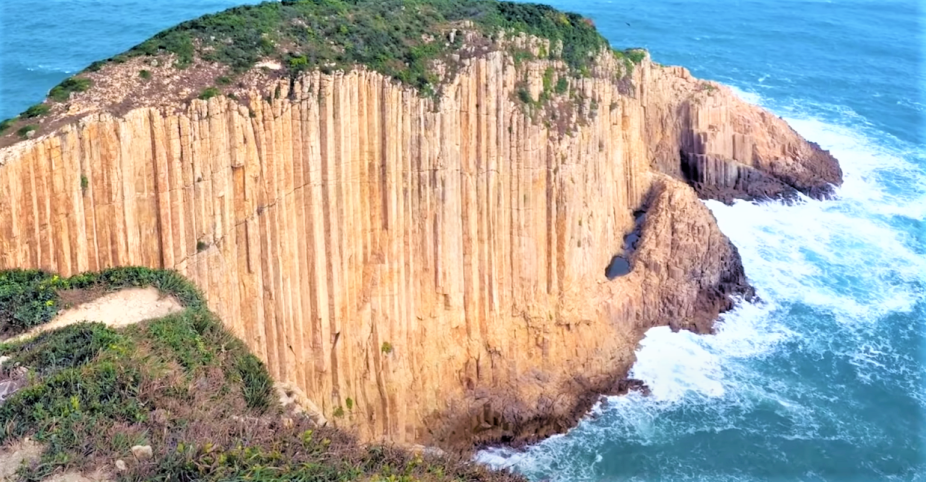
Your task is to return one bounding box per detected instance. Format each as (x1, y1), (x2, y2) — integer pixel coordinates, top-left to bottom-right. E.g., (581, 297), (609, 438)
(0, 49), (838, 449)
(130, 445), (152, 461)
(642, 65), (842, 201)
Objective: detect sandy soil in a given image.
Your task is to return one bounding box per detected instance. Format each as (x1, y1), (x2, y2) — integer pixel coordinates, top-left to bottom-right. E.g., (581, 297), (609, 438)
(11, 287), (183, 343)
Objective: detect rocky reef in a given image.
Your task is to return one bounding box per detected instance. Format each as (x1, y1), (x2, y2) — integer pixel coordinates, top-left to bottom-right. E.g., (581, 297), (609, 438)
(0, 0), (840, 453)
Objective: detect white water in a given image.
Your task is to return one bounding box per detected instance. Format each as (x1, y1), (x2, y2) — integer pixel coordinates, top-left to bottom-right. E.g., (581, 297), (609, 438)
(476, 95), (926, 481)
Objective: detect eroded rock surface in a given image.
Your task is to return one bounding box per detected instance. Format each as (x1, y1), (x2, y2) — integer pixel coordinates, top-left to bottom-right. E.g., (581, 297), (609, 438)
(0, 49), (839, 449)
(642, 65), (843, 202)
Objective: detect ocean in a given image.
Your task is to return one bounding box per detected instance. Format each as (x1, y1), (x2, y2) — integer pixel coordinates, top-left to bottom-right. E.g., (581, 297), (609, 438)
(1, 1), (923, 481)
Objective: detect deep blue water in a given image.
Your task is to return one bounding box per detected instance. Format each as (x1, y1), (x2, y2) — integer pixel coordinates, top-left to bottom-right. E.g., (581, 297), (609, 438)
(1, 1), (923, 481)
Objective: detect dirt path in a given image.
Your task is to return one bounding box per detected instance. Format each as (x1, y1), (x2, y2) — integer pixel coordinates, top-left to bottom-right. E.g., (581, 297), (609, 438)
(11, 288), (183, 342)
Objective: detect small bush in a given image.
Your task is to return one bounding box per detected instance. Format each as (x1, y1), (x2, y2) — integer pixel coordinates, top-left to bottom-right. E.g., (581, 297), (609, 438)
(80, 175), (89, 192)
(0, 323), (121, 375)
(86, 60), (106, 72)
(139, 69), (152, 80)
(17, 125), (37, 138)
(198, 87), (220, 100)
(0, 270), (62, 336)
(0, 267), (524, 482)
(22, 103), (51, 118)
(216, 75), (232, 85)
(236, 353), (274, 412)
(48, 77), (92, 102)
(381, 341), (393, 354)
(555, 76), (569, 94)
(0, 118), (15, 134)
(542, 67), (555, 94)
(626, 48), (647, 64)
(517, 88), (533, 105)
(196, 240), (208, 252)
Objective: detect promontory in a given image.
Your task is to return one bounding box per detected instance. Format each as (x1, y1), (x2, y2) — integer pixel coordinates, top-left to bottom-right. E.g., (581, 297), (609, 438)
(0, 0), (841, 462)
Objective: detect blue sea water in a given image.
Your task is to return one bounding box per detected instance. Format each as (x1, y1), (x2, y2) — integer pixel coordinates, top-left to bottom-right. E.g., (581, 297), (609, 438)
(1, 1), (923, 481)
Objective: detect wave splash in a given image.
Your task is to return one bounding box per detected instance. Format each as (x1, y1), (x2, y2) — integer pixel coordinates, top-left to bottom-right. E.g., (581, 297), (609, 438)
(476, 94), (926, 481)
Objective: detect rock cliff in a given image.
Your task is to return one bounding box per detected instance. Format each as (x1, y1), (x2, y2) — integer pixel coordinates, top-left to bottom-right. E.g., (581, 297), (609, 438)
(0, 34), (840, 449)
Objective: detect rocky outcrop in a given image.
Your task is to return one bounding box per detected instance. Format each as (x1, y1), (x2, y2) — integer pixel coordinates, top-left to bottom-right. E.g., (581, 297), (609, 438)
(0, 48), (838, 450)
(642, 65), (842, 202)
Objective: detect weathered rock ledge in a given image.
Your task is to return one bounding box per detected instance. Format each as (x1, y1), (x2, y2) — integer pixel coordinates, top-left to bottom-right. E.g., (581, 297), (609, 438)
(0, 47), (840, 451)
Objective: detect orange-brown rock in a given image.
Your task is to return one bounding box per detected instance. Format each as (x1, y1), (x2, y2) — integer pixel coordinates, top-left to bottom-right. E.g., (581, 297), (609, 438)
(0, 49), (839, 449)
(642, 64), (842, 202)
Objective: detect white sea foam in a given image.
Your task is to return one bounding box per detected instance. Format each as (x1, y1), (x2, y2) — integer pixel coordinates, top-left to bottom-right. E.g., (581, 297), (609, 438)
(477, 91), (926, 480)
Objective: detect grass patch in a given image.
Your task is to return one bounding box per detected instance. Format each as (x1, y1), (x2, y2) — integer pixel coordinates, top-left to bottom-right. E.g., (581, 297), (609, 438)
(198, 87), (220, 100)
(48, 77), (92, 102)
(0, 267), (205, 337)
(0, 118), (15, 134)
(0, 268), (523, 482)
(16, 125), (37, 139)
(139, 69), (152, 80)
(22, 104), (50, 118)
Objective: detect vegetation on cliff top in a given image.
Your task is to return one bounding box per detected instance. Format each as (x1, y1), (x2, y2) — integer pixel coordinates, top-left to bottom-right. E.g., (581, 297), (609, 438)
(115, 0), (610, 92)
(0, 0), (647, 142)
(0, 267), (524, 482)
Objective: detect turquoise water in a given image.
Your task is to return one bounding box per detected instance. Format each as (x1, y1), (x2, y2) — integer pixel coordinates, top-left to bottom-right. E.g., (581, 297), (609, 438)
(1, 1), (923, 480)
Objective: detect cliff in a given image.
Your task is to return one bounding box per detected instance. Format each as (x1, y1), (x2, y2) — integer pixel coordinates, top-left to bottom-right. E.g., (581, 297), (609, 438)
(0, 3), (840, 451)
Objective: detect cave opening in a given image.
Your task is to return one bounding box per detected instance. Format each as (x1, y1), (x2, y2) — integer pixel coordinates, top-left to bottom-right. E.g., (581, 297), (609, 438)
(679, 149), (697, 184)
(604, 209), (647, 280)
(605, 255), (631, 279)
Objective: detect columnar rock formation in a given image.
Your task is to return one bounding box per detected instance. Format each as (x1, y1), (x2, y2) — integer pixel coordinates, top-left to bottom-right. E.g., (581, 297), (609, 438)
(0, 47), (840, 449)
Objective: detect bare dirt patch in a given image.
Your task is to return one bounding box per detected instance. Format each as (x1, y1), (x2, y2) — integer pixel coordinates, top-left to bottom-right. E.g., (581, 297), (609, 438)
(56, 287), (106, 310)
(0, 438), (42, 481)
(11, 288), (182, 342)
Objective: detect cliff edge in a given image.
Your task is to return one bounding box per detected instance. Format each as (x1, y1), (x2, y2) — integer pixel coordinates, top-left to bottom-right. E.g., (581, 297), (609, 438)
(0, 0), (840, 451)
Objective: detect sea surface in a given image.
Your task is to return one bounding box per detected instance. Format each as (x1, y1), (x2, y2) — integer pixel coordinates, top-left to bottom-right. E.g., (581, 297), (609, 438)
(1, 1), (923, 481)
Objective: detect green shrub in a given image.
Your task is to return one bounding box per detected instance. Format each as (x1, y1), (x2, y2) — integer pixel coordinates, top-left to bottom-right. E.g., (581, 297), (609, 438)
(381, 341), (393, 354)
(626, 48), (646, 64)
(236, 353), (274, 412)
(555, 76), (569, 94)
(198, 87), (220, 100)
(17, 125), (37, 138)
(0, 267), (525, 482)
(0, 270), (62, 336)
(542, 67), (554, 93)
(139, 69), (152, 80)
(0, 118), (15, 134)
(216, 75), (232, 85)
(517, 88), (533, 105)
(86, 60), (106, 72)
(107, 0), (613, 95)
(0, 323), (121, 375)
(22, 103), (51, 118)
(48, 77), (92, 102)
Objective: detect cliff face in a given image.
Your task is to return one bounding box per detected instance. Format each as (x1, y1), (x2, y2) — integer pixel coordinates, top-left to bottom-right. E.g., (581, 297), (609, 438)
(0, 49), (839, 448)
(641, 65), (842, 202)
